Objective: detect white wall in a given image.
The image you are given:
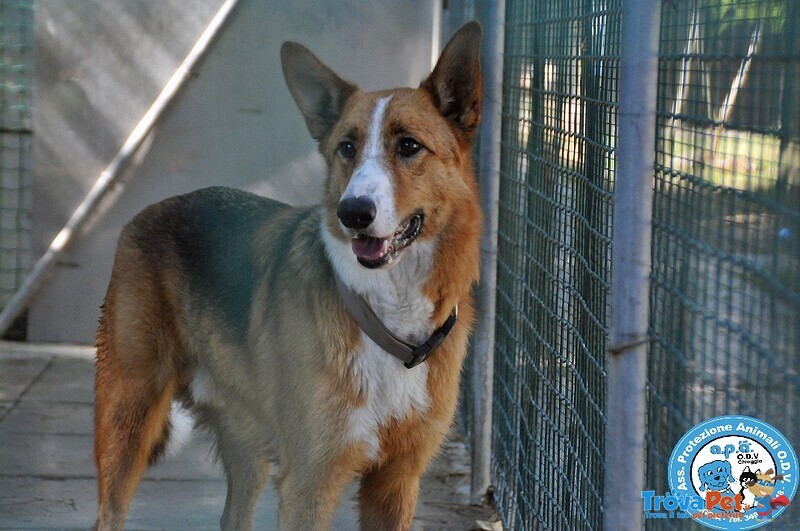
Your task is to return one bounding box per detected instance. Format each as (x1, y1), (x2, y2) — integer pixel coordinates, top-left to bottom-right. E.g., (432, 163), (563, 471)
(29, 0), (437, 343)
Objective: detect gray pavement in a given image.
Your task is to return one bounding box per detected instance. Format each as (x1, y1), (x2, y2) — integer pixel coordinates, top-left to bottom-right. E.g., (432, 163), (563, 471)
(0, 341), (492, 530)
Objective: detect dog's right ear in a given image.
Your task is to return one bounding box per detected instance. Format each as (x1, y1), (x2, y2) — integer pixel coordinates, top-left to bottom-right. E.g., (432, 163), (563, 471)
(281, 42), (357, 141)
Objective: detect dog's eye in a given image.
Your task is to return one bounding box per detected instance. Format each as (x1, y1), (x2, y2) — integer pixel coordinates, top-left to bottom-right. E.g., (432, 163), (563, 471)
(398, 138), (422, 158)
(338, 141), (356, 159)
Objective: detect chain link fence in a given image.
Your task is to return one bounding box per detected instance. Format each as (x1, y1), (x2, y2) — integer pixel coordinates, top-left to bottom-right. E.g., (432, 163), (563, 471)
(0, 0), (33, 338)
(452, 0), (800, 528)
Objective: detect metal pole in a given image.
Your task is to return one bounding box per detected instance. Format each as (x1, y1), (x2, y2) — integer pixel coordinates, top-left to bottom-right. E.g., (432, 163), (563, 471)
(471, 0), (504, 505)
(430, 0), (443, 70)
(0, 0), (240, 336)
(604, 0), (661, 529)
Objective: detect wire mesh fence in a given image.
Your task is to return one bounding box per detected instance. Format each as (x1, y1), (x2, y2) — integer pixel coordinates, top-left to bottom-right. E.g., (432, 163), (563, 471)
(452, 0), (800, 528)
(647, 0), (800, 527)
(0, 0), (33, 337)
(489, 0), (619, 528)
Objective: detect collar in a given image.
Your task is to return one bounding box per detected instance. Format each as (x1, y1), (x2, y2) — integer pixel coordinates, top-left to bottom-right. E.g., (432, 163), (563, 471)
(333, 272), (458, 369)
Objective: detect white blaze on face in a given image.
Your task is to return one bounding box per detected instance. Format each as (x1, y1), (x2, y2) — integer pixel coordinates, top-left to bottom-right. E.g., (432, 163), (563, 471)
(340, 96), (397, 237)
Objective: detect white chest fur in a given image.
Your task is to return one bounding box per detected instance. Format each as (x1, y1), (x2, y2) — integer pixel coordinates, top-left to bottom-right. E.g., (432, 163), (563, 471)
(348, 336), (430, 460)
(321, 219), (435, 461)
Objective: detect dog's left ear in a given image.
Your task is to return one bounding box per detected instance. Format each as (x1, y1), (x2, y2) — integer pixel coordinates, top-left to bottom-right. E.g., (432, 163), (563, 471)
(281, 42), (358, 141)
(421, 21), (483, 139)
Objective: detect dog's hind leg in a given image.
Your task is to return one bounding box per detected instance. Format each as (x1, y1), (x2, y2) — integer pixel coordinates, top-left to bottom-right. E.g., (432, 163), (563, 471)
(93, 311), (177, 531)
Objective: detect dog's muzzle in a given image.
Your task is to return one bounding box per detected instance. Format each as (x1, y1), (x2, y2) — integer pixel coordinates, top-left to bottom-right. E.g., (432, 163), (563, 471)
(336, 195), (424, 269)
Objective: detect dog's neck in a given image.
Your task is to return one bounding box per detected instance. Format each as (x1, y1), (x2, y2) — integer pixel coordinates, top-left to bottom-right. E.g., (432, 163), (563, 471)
(320, 213), (437, 344)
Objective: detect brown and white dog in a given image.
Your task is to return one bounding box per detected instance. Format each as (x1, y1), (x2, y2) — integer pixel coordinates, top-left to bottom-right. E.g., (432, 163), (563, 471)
(93, 22), (482, 530)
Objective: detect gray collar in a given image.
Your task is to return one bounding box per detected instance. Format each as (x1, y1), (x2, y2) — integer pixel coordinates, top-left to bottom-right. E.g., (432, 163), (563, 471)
(333, 273), (458, 369)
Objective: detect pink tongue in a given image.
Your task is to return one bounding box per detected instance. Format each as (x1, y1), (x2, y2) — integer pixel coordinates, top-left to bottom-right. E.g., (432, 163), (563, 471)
(351, 237), (388, 261)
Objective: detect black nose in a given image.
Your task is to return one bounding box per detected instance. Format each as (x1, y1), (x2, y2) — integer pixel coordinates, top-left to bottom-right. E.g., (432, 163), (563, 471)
(337, 196), (376, 230)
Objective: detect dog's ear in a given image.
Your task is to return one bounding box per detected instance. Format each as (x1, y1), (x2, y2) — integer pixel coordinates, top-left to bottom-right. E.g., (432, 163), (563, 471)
(281, 42), (357, 141)
(421, 21), (483, 139)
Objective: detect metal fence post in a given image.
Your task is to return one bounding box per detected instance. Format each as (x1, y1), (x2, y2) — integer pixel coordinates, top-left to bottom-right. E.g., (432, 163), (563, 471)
(604, 0), (661, 529)
(470, 0), (504, 505)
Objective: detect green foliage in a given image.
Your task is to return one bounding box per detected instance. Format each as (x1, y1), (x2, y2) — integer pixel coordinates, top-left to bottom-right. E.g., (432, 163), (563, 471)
(710, 0), (787, 35)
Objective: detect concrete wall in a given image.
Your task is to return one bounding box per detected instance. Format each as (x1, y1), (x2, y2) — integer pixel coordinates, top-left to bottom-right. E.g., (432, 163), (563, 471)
(29, 0), (438, 343)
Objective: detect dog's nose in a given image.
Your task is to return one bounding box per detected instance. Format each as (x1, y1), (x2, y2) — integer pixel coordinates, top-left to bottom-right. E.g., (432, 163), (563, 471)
(337, 196), (376, 230)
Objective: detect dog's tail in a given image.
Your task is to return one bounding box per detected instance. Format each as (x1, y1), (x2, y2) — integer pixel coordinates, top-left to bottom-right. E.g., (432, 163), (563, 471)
(165, 400), (194, 456)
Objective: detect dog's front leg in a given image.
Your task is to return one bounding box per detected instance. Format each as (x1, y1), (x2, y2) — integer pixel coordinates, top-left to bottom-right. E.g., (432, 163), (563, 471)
(218, 453), (271, 531)
(358, 457), (424, 531)
(274, 456), (357, 531)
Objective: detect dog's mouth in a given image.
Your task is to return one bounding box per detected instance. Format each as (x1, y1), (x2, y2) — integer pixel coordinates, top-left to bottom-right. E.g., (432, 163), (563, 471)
(350, 213), (424, 268)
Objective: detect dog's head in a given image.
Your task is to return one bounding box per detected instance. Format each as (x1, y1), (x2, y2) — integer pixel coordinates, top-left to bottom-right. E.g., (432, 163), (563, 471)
(698, 460), (736, 492)
(281, 23), (482, 270)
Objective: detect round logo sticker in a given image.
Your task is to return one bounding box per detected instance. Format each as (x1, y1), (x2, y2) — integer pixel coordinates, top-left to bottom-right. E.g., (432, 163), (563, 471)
(667, 415), (797, 529)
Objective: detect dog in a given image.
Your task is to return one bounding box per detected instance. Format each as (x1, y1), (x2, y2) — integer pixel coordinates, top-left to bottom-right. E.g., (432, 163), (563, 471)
(93, 22), (483, 530)
(697, 459), (737, 496)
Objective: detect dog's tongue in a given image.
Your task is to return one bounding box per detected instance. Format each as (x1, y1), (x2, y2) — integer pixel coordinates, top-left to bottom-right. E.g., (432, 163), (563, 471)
(351, 236), (389, 261)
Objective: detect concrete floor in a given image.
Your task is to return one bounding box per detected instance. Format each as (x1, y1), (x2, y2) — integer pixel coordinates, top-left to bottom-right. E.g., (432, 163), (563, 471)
(0, 341), (492, 530)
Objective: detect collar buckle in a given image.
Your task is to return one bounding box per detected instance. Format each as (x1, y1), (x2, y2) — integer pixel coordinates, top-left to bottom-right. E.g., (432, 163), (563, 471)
(404, 307), (458, 368)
